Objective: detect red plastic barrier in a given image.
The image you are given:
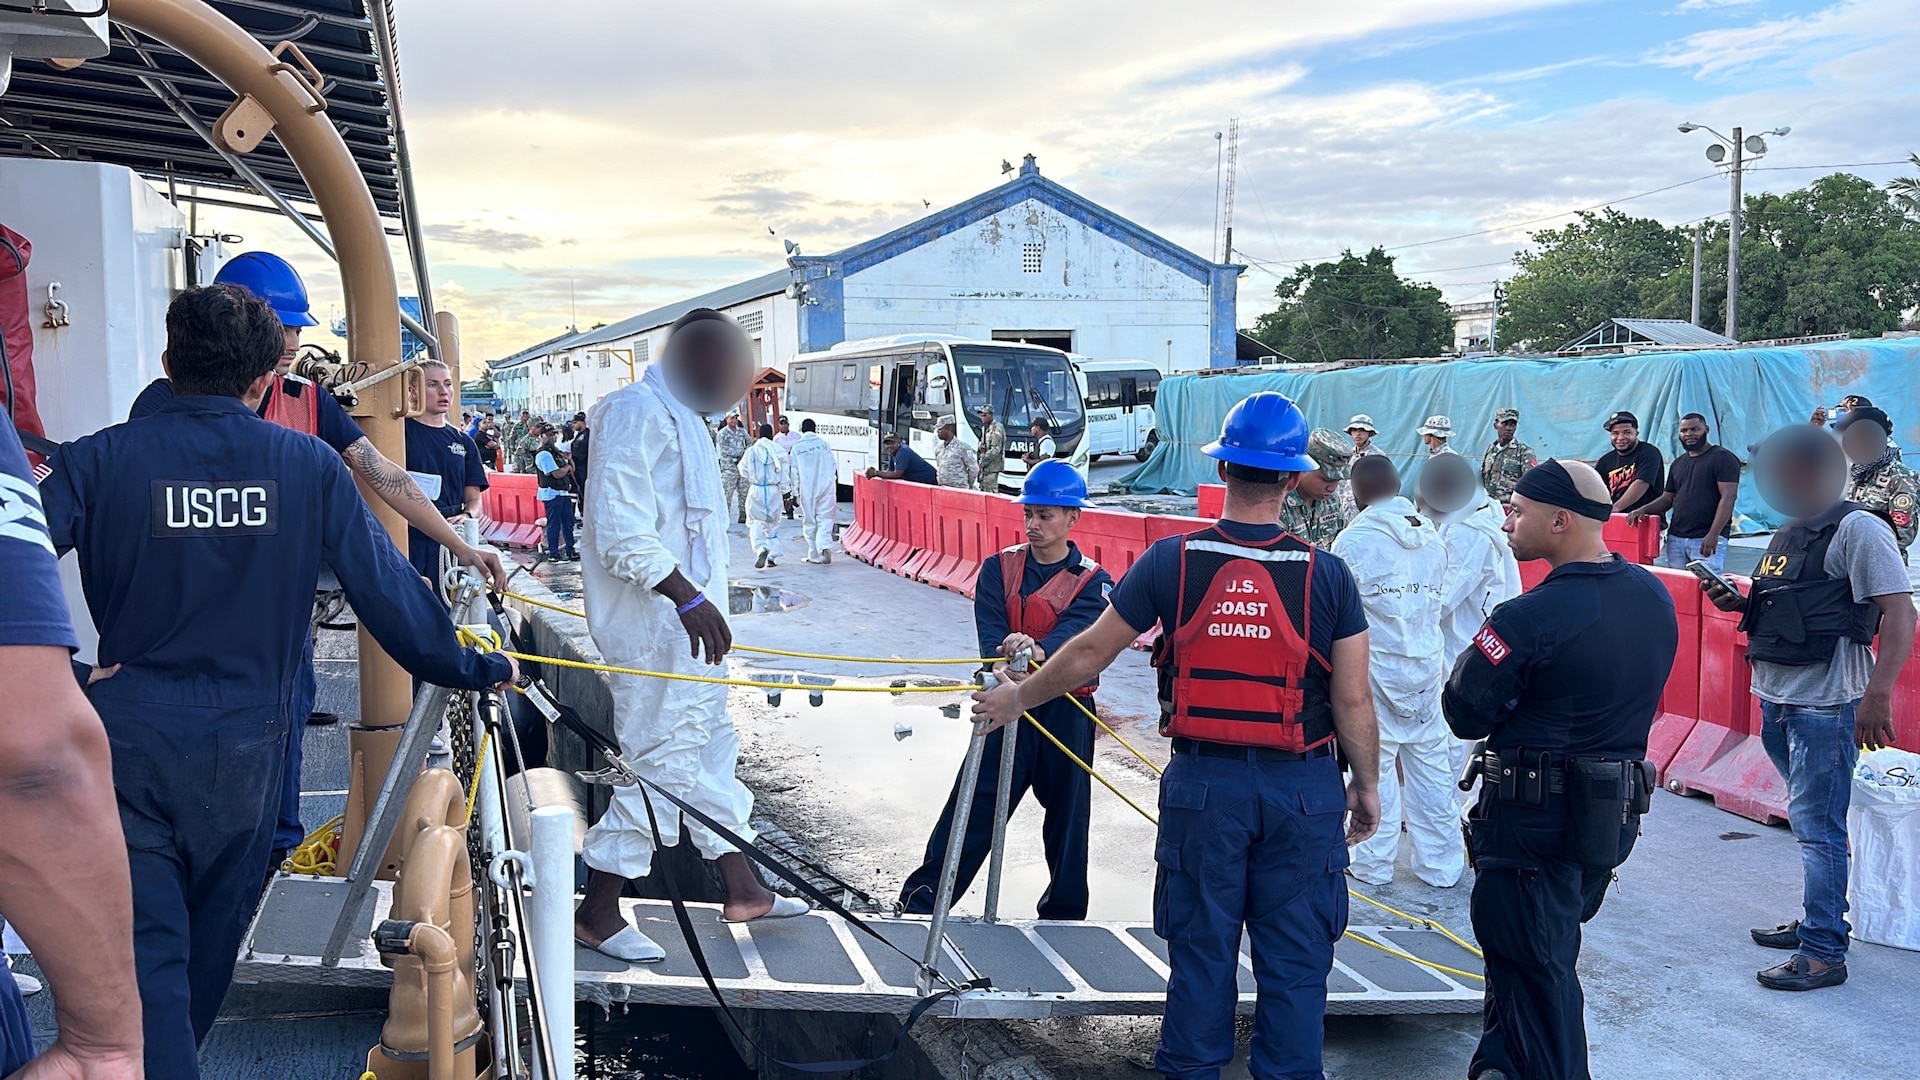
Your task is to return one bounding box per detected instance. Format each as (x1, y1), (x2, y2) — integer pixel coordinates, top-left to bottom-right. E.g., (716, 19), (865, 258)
(1601, 513), (1661, 564)
(1665, 576), (1788, 824)
(986, 493), (1027, 558)
(918, 487), (983, 591)
(1517, 558), (1550, 591)
(895, 484), (942, 579)
(1644, 567), (1705, 784)
(1892, 647), (1920, 753)
(1073, 507), (1151, 580)
(1196, 484), (1225, 519)
(844, 477), (890, 563)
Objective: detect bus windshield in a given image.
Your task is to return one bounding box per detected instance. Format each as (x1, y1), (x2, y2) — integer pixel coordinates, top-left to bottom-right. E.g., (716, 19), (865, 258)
(952, 345), (1083, 435)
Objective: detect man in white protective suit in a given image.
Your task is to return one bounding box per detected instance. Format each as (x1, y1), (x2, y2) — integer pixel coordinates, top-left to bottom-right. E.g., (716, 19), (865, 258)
(574, 308), (806, 964)
(1419, 451), (1523, 779)
(1332, 454), (1464, 888)
(739, 422), (790, 569)
(788, 418), (838, 564)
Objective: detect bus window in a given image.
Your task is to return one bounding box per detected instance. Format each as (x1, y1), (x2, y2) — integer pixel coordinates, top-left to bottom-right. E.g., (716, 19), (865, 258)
(1138, 371), (1160, 406)
(1120, 377), (1137, 408)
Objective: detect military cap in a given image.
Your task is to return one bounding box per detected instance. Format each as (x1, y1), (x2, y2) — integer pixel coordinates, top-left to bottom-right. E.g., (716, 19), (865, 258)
(1306, 428), (1356, 480)
(1494, 407), (1519, 423)
(1346, 413), (1379, 434)
(1416, 414), (1454, 439)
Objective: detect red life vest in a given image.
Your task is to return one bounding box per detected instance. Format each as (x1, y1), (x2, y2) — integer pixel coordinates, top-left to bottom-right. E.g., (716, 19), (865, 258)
(999, 545), (1101, 697)
(261, 373), (319, 436)
(1153, 526), (1335, 752)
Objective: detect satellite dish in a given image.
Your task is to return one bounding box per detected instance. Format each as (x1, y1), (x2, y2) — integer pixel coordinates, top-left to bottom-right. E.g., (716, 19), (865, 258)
(783, 239), (800, 256)
(1745, 135), (1767, 155)
(1704, 143), (1727, 163)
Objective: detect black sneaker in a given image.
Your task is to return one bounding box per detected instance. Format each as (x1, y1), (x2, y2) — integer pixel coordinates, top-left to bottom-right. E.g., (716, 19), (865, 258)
(1757, 954), (1846, 991)
(1751, 921), (1801, 950)
(306, 711), (338, 727)
(754, 550), (768, 569)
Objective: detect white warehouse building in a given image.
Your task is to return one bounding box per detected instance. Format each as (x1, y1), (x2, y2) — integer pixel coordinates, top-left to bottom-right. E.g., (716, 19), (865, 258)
(492, 156), (1242, 416)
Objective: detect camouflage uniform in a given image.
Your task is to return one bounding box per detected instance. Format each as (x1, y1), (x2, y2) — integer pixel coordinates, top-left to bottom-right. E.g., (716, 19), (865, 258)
(977, 417), (1006, 493)
(1848, 457), (1920, 562)
(1480, 440), (1536, 503)
(716, 421), (752, 523)
(1279, 428), (1354, 550)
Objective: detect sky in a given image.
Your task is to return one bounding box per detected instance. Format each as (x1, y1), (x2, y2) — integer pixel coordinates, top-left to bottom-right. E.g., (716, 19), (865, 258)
(207, 0), (1920, 365)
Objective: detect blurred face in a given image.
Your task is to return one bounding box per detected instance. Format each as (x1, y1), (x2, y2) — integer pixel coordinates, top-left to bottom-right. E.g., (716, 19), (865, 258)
(663, 317), (754, 414)
(777, 419), (789, 433)
(1347, 427), (1372, 450)
(1418, 455), (1476, 515)
(1495, 418), (1517, 442)
(1841, 422), (1888, 465)
(883, 436), (901, 455)
(275, 326), (301, 375)
(421, 364), (454, 418)
(1024, 505), (1079, 547)
(1297, 468), (1337, 500)
(1678, 417), (1709, 451)
(1502, 493), (1566, 562)
(1609, 423), (1639, 453)
(1754, 427), (1846, 520)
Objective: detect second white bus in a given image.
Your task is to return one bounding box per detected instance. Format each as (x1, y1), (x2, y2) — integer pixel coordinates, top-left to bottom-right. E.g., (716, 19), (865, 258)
(1072, 359), (1163, 462)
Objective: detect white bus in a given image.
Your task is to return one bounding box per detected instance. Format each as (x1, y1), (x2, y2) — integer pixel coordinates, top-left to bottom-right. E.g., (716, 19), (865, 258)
(1072, 359), (1163, 462)
(783, 335), (1088, 493)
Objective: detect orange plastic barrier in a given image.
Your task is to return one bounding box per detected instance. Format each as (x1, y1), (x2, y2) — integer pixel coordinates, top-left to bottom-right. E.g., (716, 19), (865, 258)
(1196, 484), (1224, 519)
(1646, 567), (1704, 785)
(917, 487), (983, 592)
(1665, 577), (1788, 825)
(1073, 507), (1151, 580)
(933, 490), (992, 597)
(1601, 513), (1662, 564)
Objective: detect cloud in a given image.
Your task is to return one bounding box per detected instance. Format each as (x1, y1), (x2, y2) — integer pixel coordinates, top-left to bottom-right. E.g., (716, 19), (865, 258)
(423, 223), (544, 252)
(186, 0), (1920, 364)
(1673, 0), (1761, 11)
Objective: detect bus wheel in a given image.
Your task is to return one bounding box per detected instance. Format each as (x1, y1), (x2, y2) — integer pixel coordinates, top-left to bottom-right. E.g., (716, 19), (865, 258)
(1135, 432), (1159, 463)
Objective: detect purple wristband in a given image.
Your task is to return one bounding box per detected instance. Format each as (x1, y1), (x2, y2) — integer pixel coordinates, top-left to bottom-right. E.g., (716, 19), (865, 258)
(675, 594), (709, 616)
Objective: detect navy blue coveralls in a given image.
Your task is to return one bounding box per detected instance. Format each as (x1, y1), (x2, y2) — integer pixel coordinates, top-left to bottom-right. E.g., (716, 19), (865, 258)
(41, 395), (513, 1080)
(403, 416), (488, 585)
(1109, 520), (1367, 1080)
(1443, 558), (1677, 1080)
(899, 542), (1112, 921)
(133, 376), (370, 856)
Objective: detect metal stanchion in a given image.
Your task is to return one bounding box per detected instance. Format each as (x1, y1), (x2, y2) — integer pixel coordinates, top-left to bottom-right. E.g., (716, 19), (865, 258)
(981, 717), (1019, 923)
(919, 719), (990, 995)
(529, 806), (576, 1080)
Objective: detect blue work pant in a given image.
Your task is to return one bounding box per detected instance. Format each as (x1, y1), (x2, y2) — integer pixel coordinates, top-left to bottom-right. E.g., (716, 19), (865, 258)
(1151, 750), (1350, 1080)
(94, 683), (289, 1080)
(1465, 792), (1634, 1080)
(1759, 698), (1859, 964)
(272, 643), (318, 855)
(542, 494), (576, 558)
(899, 696), (1092, 920)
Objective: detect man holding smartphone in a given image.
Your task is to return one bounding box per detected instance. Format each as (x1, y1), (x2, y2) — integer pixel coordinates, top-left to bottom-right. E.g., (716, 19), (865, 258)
(1700, 426), (1915, 992)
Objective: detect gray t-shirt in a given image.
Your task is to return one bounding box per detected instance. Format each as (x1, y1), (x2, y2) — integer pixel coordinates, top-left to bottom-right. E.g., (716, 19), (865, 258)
(1750, 510), (1913, 707)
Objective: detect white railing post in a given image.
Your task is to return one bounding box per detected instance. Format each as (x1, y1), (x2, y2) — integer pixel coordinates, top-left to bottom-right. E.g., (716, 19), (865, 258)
(530, 805), (575, 1080)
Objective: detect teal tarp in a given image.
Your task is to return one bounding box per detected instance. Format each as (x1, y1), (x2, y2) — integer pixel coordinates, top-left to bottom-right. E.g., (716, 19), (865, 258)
(1120, 337), (1920, 532)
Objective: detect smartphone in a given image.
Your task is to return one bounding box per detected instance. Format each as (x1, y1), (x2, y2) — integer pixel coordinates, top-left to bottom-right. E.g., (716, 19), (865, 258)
(1686, 560), (1739, 595)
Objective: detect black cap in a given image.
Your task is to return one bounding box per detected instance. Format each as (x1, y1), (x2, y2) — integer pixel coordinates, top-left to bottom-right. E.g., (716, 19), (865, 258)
(573, 412), (587, 423)
(1604, 411), (1639, 431)
(1841, 394), (1874, 408)
(1836, 405), (1893, 435)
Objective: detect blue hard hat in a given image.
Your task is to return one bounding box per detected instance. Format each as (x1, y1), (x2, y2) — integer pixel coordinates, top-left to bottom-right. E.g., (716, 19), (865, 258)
(1203, 391), (1316, 472)
(1014, 459), (1093, 508)
(213, 251), (318, 327)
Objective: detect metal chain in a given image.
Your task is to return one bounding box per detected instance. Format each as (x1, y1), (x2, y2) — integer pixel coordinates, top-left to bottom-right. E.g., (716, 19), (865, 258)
(445, 688), (491, 1026)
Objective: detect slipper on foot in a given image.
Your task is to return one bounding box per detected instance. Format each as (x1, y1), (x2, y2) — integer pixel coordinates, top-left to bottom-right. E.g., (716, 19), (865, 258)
(577, 926), (665, 964)
(724, 895), (810, 923)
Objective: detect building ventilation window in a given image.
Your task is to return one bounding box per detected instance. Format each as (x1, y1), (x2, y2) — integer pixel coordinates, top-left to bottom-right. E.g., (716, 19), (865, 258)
(751, 337), (763, 363)
(598, 351), (611, 368)
(737, 311), (765, 335)
(1022, 243), (1044, 273)
(635, 339), (651, 365)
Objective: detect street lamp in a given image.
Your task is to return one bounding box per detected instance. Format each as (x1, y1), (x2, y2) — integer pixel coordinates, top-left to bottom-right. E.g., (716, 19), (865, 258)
(1678, 122), (1789, 341)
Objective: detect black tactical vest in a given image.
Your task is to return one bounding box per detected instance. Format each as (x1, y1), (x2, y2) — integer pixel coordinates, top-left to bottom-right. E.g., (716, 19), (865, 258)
(1739, 502), (1885, 666)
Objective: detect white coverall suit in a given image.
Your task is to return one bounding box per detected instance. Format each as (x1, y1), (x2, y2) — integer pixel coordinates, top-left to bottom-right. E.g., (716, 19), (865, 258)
(1436, 489), (1523, 780)
(739, 437), (789, 560)
(1332, 496), (1465, 888)
(788, 431), (838, 561)
(579, 365), (754, 878)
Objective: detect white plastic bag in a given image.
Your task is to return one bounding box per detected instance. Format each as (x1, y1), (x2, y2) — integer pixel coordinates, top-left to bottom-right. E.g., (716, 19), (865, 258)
(1848, 748), (1920, 951)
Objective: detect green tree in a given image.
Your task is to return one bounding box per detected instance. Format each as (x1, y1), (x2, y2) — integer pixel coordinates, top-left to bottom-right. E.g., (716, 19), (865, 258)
(1249, 248), (1453, 362)
(1888, 153), (1920, 219)
(1500, 209), (1690, 350)
(1729, 172), (1920, 340)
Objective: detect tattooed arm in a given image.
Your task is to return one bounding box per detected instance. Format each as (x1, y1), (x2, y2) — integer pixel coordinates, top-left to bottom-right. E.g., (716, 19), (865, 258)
(341, 437), (507, 589)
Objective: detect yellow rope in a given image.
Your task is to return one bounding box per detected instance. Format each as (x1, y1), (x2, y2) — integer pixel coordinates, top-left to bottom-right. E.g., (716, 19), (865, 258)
(501, 649), (969, 694)
(463, 730), (492, 827)
(1342, 930), (1485, 983)
(1019, 712), (1162, 825)
(498, 590), (995, 665)
(284, 814), (345, 876)
(1059, 691), (1164, 777)
(1347, 888), (1486, 960)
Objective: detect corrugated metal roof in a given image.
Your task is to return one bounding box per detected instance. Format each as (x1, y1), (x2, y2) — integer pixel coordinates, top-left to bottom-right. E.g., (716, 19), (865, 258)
(565, 269), (793, 351)
(1565, 318), (1735, 350)
(1610, 319), (1736, 346)
(488, 328), (590, 371)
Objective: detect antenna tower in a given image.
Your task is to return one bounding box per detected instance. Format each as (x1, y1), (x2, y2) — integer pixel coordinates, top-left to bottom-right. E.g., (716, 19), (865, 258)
(1221, 118), (1239, 264)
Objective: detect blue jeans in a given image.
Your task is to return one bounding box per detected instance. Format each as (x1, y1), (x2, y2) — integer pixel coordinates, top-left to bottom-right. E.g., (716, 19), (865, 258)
(1660, 534), (1726, 573)
(542, 494), (576, 557)
(1152, 750), (1349, 1080)
(1759, 699), (1859, 964)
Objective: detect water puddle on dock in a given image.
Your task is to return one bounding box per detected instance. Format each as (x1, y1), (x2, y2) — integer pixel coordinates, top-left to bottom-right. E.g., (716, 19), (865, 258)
(742, 688), (1159, 921)
(728, 585), (810, 615)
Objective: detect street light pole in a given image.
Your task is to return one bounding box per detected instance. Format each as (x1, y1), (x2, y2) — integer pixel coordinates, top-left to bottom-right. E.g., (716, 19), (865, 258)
(1727, 126), (1743, 341)
(1691, 223), (1704, 327)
